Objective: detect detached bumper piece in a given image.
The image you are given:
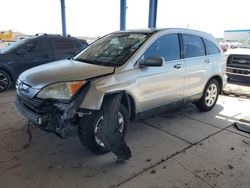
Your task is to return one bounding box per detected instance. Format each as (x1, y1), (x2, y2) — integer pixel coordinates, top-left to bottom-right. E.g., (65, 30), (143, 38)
(15, 95), (79, 138)
(235, 116), (250, 133)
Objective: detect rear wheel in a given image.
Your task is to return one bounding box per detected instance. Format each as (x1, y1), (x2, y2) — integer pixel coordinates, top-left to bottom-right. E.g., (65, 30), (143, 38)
(0, 70), (11, 92)
(79, 104), (128, 155)
(194, 79), (219, 112)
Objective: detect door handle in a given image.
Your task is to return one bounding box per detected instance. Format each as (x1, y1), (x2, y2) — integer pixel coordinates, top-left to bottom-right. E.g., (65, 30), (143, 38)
(174, 64), (181, 69)
(205, 59), (210, 63)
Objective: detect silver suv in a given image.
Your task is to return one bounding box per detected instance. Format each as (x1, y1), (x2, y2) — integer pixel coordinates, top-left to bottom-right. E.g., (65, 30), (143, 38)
(15, 28), (226, 159)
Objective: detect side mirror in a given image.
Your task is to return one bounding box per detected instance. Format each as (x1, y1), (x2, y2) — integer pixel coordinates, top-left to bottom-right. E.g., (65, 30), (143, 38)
(16, 48), (27, 56)
(139, 56), (164, 67)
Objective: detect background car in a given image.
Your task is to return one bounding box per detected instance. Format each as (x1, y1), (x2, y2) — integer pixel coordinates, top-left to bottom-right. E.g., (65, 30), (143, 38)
(0, 34), (88, 92)
(225, 38), (250, 81)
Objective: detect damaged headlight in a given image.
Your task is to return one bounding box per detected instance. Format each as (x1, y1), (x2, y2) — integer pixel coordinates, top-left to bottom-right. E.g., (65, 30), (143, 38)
(37, 81), (86, 100)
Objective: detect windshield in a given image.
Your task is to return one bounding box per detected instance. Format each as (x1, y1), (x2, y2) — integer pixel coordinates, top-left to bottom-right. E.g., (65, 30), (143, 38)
(74, 33), (151, 67)
(240, 39), (250, 48)
(0, 37), (33, 53)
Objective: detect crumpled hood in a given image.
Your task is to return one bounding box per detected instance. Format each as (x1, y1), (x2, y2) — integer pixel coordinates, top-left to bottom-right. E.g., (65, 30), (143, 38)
(225, 48), (250, 56)
(19, 59), (114, 89)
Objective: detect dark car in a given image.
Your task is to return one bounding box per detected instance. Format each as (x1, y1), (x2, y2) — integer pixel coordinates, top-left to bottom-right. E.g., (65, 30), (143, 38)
(0, 34), (88, 92)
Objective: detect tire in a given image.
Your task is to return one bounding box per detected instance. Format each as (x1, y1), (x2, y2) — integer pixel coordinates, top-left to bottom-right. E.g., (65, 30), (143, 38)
(0, 70), (11, 92)
(194, 79), (219, 112)
(79, 104), (129, 155)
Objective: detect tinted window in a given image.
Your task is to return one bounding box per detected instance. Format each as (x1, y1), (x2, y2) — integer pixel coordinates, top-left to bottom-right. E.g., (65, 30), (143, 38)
(182, 34), (205, 58)
(22, 41), (36, 52)
(32, 40), (50, 52)
(22, 40), (50, 53)
(203, 38), (220, 55)
(144, 34), (180, 61)
(55, 39), (75, 50)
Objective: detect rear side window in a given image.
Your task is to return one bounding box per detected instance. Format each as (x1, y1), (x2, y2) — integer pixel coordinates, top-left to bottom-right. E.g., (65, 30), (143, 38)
(32, 40), (50, 52)
(143, 34), (180, 61)
(54, 39), (75, 50)
(203, 38), (220, 55)
(182, 34), (205, 58)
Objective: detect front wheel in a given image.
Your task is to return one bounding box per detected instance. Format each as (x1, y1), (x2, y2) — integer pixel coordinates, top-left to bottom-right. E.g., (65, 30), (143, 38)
(194, 79), (219, 112)
(79, 104), (129, 155)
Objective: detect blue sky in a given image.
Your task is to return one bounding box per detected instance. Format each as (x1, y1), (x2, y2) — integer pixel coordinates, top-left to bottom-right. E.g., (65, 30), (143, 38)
(1, 0), (250, 38)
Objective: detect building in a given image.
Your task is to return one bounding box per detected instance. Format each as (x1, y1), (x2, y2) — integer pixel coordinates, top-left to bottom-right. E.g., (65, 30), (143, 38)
(224, 29), (250, 41)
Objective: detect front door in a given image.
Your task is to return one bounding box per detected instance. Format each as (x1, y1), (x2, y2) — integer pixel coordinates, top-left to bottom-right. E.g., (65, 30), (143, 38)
(14, 38), (54, 77)
(135, 33), (185, 112)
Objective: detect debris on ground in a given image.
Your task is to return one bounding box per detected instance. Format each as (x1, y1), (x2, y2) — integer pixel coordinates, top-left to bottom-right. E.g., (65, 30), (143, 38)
(228, 164), (234, 169)
(230, 147), (234, 150)
(150, 169), (156, 174)
(22, 144), (30, 149)
(242, 140), (249, 146)
(146, 158), (151, 162)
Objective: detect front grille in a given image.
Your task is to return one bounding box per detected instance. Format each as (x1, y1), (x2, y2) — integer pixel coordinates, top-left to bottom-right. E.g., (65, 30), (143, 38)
(227, 55), (250, 69)
(17, 93), (46, 115)
(18, 93), (44, 107)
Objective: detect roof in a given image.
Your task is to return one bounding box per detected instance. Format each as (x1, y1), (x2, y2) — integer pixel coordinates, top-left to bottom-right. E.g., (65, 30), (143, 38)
(112, 28), (213, 39)
(224, 30), (250, 33)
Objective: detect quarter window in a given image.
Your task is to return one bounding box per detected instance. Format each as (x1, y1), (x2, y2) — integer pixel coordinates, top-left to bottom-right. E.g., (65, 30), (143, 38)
(143, 34), (180, 61)
(182, 34), (205, 58)
(203, 38), (220, 55)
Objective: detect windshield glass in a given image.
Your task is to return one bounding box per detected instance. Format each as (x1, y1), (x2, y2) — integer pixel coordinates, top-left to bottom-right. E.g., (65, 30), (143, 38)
(0, 37), (33, 53)
(74, 33), (150, 67)
(240, 38), (250, 48)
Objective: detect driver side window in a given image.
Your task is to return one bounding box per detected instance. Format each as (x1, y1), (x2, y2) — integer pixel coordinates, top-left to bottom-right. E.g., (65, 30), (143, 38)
(143, 34), (180, 61)
(23, 41), (36, 53)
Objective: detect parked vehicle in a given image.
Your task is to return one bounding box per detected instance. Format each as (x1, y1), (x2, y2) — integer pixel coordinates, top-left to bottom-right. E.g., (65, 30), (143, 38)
(0, 34), (88, 92)
(225, 38), (250, 81)
(15, 28), (226, 157)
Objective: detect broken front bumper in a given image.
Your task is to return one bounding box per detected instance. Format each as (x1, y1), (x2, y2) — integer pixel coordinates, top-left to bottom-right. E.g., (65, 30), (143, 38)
(15, 83), (90, 138)
(15, 95), (79, 138)
(15, 95), (44, 125)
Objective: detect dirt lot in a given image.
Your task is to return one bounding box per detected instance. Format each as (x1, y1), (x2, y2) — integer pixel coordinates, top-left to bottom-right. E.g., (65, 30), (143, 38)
(0, 88), (250, 188)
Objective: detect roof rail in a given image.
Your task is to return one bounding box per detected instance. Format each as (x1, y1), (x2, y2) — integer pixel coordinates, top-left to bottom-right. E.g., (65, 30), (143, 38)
(35, 33), (48, 36)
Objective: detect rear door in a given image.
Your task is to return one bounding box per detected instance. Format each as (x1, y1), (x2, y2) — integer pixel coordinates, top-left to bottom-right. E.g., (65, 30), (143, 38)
(181, 34), (208, 98)
(136, 33), (185, 112)
(53, 38), (80, 60)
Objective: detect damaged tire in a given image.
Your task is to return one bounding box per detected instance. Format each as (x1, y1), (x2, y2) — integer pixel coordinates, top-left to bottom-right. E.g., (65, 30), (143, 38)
(79, 104), (128, 155)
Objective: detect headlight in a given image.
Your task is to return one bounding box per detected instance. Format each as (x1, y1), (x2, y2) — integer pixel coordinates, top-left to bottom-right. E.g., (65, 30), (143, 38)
(37, 81), (86, 100)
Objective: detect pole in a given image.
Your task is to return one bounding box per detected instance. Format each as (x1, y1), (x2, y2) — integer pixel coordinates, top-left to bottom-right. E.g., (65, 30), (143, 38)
(60, 0), (67, 36)
(148, 0), (158, 28)
(120, 0), (127, 30)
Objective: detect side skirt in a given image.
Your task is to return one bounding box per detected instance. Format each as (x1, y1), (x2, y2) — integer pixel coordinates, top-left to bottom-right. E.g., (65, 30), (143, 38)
(134, 93), (202, 120)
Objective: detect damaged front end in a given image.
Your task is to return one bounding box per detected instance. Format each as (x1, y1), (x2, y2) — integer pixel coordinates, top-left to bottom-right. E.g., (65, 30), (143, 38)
(15, 80), (91, 138)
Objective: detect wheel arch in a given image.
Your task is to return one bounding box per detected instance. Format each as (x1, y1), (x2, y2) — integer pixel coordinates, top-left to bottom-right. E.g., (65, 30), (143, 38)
(0, 65), (15, 83)
(205, 75), (223, 94)
(103, 90), (136, 120)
